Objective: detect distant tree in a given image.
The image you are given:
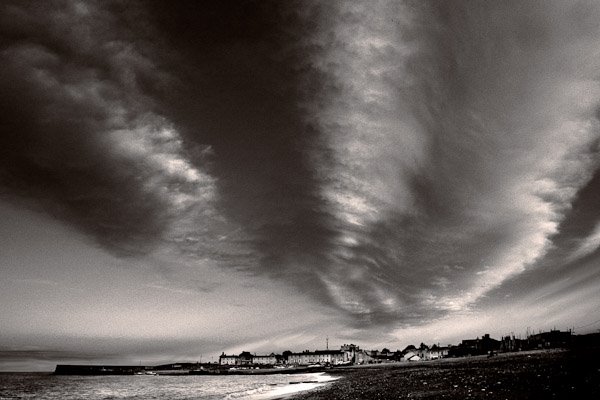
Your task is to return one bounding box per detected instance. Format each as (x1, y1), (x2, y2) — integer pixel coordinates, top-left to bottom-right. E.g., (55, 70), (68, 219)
(403, 345), (416, 353)
(282, 350), (292, 361)
(381, 348), (390, 354)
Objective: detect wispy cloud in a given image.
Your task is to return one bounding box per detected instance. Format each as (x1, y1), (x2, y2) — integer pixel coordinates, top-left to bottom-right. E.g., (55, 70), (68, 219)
(294, 0), (600, 323)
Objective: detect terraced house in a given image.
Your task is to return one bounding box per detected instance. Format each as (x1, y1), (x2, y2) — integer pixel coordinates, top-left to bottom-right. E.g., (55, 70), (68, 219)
(218, 352), (279, 366)
(251, 353), (278, 365)
(287, 350), (349, 365)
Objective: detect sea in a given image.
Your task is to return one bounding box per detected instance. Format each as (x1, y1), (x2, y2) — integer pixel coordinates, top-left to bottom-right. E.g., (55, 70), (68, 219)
(0, 372), (337, 399)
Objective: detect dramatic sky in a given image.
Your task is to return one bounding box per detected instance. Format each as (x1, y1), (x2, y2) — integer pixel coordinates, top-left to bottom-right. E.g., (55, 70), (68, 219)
(2, 0), (600, 371)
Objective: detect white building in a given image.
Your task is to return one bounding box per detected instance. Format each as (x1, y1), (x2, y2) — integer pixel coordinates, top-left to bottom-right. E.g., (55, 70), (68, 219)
(402, 351), (421, 362)
(429, 345), (449, 360)
(219, 353), (239, 365)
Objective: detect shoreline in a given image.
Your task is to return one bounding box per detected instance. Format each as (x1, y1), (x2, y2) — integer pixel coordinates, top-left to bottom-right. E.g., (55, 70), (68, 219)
(256, 372), (340, 400)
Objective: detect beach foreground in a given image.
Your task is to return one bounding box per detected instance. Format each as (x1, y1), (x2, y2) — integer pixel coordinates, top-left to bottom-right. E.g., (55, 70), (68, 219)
(290, 349), (600, 399)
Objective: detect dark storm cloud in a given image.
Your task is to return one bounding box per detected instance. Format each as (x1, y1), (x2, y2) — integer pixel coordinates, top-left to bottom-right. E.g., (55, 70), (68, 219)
(0, 0), (340, 309)
(0, 0), (215, 256)
(143, 1), (340, 291)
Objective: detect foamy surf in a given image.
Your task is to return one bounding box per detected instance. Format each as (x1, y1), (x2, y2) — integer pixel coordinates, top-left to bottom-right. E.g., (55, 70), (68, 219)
(226, 372), (339, 400)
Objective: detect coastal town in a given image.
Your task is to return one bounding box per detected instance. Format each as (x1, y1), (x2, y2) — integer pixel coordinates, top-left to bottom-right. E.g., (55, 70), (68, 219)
(216, 329), (575, 368)
(54, 329), (599, 375)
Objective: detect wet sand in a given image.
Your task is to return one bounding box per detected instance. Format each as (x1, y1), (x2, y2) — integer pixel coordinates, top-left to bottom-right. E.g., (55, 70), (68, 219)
(289, 349), (600, 399)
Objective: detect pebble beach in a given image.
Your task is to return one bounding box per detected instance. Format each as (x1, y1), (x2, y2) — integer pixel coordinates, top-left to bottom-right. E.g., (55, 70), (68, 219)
(289, 349), (600, 399)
